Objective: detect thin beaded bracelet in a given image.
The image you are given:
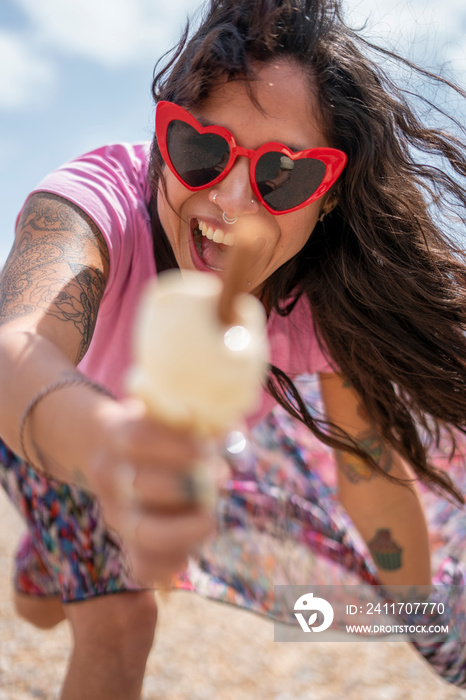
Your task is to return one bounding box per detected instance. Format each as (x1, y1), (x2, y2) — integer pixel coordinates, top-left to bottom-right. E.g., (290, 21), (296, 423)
(19, 373), (114, 474)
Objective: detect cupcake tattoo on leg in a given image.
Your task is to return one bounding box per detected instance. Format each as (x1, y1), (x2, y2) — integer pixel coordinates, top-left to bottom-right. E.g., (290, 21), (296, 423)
(368, 529), (403, 571)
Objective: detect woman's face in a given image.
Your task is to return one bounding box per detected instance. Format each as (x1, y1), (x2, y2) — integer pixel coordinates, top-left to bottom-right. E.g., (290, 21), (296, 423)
(157, 59), (330, 294)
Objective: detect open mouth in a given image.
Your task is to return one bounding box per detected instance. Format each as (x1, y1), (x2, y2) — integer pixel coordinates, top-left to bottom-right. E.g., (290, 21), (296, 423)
(191, 218), (235, 271)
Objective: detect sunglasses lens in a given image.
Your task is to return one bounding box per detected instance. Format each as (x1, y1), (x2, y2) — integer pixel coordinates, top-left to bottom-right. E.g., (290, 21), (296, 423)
(255, 152), (326, 211)
(166, 120), (230, 188)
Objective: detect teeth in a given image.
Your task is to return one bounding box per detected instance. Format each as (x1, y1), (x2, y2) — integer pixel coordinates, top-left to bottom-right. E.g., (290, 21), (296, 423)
(197, 219), (235, 247)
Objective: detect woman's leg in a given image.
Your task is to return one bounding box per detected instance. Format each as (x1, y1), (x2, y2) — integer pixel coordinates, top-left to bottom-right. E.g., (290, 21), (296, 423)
(1, 450), (157, 697)
(60, 590), (158, 700)
(13, 591), (65, 629)
(12, 531), (65, 629)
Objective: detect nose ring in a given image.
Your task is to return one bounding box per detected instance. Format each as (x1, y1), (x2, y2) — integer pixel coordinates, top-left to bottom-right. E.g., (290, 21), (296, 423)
(222, 212), (237, 225)
(211, 192), (241, 224)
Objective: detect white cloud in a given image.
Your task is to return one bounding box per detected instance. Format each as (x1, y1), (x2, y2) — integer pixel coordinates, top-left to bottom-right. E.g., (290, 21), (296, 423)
(14, 0), (202, 68)
(7, 0), (465, 75)
(0, 29), (56, 110)
(2, 0), (463, 110)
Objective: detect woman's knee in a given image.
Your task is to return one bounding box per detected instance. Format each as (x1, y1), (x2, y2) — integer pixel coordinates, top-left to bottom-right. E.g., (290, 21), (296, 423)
(66, 590), (158, 653)
(13, 591), (65, 630)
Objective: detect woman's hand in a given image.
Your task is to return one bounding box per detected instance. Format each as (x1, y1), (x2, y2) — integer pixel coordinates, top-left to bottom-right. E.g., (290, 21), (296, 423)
(88, 398), (229, 586)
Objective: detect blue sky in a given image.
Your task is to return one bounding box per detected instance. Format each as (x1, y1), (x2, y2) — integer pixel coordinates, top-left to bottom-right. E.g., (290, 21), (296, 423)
(0, 0), (464, 265)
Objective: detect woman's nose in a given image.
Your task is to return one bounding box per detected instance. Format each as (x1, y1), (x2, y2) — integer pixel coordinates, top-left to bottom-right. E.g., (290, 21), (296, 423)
(211, 157), (260, 219)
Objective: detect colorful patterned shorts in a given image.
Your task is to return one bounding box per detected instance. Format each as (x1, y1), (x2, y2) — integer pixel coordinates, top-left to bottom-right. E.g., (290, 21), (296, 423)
(0, 441), (140, 601)
(1, 375), (465, 686)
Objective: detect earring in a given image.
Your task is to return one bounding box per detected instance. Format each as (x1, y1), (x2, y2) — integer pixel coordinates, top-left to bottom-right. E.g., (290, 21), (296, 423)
(319, 201), (335, 222)
(319, 192), (338, 222)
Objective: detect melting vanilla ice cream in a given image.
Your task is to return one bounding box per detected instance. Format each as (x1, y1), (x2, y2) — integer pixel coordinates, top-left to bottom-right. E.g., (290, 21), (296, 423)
(127, 270), (269, 437)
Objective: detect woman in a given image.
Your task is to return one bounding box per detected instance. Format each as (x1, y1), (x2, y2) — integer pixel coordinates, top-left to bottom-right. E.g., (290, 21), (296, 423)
(0, 0), (464, 698)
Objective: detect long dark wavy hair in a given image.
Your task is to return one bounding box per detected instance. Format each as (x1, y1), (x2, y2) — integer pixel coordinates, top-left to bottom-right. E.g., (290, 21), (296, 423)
(148, 0), (466, 502)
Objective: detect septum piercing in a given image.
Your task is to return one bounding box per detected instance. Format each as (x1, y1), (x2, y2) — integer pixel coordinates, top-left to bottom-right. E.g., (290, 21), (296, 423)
(211, 193), (256, 225)
(211, 194), (237, 224)
(222, 211), (238, 225)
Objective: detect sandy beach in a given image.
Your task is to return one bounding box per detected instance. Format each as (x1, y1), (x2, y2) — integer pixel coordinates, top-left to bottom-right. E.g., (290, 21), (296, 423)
(1, 488), (465, 700)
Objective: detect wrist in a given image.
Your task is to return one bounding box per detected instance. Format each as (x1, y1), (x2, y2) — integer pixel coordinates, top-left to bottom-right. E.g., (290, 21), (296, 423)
(20, 372), (115, 483)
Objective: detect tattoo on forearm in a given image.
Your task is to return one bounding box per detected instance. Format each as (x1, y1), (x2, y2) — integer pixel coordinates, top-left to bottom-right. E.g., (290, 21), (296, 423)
(368, 528), (403, 571)
(0, 193), (108, 362)
(335, 428), (393, 483)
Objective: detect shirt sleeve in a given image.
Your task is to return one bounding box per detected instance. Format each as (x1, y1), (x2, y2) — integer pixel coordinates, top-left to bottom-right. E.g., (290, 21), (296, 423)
(23, 143), (152, 314)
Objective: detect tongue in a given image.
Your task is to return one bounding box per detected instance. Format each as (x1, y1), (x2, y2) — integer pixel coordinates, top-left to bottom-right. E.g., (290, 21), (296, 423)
(201, 236), (228, 270)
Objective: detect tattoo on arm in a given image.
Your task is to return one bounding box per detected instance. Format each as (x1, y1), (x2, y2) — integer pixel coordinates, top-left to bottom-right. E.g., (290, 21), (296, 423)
(368, 528), (403, 571)
(0, 193), (108, 363)
(46, 264), (106, 363)
(335, 427), (393, 484)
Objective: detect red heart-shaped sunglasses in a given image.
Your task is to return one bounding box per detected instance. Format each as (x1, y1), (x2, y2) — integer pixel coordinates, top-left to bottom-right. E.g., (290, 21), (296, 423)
(156, 100), (347, 215)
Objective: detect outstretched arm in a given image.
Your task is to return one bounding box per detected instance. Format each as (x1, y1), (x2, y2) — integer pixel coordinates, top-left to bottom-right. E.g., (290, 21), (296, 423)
(319, 371), (431, 587)
(0, 191), (112, 474)
(0, 192), (216, 584)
